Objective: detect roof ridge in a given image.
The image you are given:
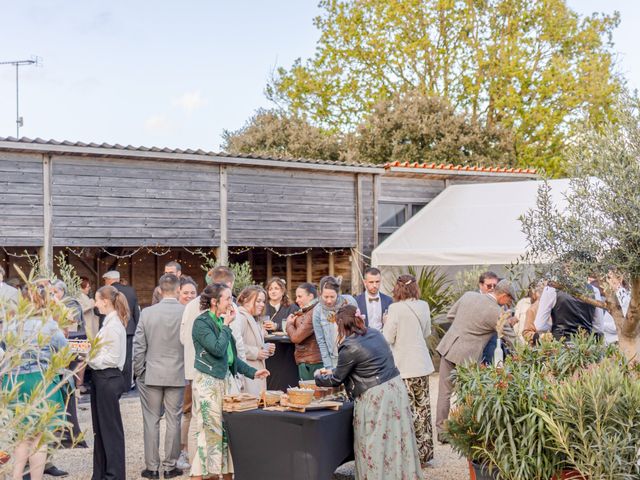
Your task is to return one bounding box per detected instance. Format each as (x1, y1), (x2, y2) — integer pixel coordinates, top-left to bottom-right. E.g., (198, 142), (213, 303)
(383, 160), (536, 174)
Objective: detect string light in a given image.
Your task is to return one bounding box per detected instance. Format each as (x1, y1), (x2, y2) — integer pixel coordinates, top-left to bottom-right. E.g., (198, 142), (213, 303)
(265, 247), (313, 257)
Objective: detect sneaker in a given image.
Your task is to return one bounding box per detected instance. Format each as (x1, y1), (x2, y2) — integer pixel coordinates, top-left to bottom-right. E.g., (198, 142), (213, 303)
(176, 450), (190, 470)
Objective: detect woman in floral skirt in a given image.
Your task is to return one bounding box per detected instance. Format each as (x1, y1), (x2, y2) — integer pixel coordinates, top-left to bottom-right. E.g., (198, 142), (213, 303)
(190, 283), (269, 480)
(315, 305), (422, 479)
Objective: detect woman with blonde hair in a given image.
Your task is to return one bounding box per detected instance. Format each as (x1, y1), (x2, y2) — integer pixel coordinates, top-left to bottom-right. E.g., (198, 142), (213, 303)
(383, 274), (435, 467)
(88, 285), (130, 480)
(233, 285), (273, 395)
(3, 284), (67, 480)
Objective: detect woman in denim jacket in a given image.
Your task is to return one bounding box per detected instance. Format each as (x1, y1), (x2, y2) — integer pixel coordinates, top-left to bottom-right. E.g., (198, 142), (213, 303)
(312, 276), (357, 368)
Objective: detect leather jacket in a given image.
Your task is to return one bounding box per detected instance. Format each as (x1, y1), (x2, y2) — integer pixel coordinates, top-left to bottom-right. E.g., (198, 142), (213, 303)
(315, 328), (399, 399)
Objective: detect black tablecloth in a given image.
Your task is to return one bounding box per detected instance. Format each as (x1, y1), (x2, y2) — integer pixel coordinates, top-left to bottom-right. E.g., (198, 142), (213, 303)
(265, 335), (299, 391)
(224, 403), (354, 480)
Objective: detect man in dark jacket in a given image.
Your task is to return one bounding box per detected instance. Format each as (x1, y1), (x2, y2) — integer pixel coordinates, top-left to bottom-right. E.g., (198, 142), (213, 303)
(355, 267), (392, 330)
(103, 270), (140, 390)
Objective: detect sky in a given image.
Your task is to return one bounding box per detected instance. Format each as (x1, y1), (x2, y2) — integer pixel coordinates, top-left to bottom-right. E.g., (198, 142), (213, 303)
(0, 1), (638, 151)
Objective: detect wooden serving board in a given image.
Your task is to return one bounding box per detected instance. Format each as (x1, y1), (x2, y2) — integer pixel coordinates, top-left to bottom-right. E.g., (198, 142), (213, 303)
(279, 400), (342, 413)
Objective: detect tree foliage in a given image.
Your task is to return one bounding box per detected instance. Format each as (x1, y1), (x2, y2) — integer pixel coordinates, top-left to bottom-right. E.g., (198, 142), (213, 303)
(267, 0), (621, 175)
(350, 91), (515, 166)
(221, 108), (342, 161)
(521, 95), (640, 360)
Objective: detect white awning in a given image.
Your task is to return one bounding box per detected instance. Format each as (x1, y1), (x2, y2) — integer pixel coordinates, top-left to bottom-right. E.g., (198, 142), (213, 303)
(372, 179), (571, 267)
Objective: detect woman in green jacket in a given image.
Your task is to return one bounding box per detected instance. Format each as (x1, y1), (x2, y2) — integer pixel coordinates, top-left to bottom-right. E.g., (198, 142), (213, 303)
(190, 283), (269, 480)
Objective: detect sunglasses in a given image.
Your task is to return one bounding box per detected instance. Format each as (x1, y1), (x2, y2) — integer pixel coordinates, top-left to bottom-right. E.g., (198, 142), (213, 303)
(484, 283), (497, 290)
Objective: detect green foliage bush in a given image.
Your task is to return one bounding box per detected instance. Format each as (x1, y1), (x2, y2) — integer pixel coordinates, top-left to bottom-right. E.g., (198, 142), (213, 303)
(446, 334), (621, 479)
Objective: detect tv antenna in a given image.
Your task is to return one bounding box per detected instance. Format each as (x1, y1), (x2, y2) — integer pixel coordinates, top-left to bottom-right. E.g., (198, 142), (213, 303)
(0, 56), (42, 138)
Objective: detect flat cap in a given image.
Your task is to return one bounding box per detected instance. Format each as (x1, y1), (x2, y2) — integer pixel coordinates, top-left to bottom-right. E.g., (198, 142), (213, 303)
(102, 270), (121, 280)
(496, 279), (517, 300)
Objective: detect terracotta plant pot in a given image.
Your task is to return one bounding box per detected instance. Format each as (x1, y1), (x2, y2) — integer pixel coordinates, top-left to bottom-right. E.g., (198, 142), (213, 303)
(468, 460), (498, 480)
(551, 470), (587, 480)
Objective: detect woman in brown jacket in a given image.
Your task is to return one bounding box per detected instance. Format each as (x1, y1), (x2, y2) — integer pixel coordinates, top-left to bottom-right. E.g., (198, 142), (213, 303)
(284, 283), (323, 380)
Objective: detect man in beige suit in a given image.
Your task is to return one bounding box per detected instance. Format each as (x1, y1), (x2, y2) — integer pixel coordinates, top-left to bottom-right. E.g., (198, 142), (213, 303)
(435, 279), (517, 441)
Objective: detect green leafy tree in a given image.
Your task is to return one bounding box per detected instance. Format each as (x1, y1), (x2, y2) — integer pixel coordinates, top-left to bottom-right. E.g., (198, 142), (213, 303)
(521, 95), (640, 361)
(222, 108), (342, 161)
(268, 0), (621, 175)
(350, 91), (515, 165)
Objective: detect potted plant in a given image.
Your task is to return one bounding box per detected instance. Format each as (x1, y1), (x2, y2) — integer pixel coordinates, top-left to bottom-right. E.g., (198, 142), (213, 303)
(446, 334), (615, 480)
(536, 357), (640, 479)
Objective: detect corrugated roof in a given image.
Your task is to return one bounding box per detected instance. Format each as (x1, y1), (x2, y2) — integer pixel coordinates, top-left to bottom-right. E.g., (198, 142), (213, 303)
(384, 160), (537, 175)
(0, 137), (537, 176)
(0, 136), (376, 169)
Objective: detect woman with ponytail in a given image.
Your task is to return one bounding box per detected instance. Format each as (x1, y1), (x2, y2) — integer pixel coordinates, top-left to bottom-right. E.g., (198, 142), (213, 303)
(88, 285), (129, 480)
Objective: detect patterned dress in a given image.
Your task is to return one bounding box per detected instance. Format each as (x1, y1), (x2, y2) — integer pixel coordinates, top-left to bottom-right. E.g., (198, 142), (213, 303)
(404, 375), (434, 466)
(190, 372), (235, 477)
(353, 375), (423, 480)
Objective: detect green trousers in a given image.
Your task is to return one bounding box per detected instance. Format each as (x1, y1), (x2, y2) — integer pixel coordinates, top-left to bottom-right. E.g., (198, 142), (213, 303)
(298, 362), (324, 381)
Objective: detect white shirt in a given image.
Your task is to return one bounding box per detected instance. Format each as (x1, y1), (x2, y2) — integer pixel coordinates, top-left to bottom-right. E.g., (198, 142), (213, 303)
(89, 311), (127, 371)
(534, 285), (604, 333)
(602, 287), (631, 345)
(365, 294), (383, 330)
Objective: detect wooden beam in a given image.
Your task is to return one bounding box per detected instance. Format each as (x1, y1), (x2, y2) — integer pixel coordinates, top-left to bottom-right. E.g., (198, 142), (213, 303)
(219, 165), (229, 266)
(40, 154), (53, 273)
(329, 252), (335, 277)
(372, 173), (380, 249)
(285, 250), (293, 298)
(306, 250), (313, 283)
(129, 252), (134, 287)
(155, 254), (160, 281)
(266, 250), (273, 280)
(351, 174), (363, 295)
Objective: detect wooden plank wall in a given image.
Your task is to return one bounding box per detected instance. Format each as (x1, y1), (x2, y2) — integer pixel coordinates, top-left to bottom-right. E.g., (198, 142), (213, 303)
(380, 176), (446, 203)
(0, 152), (44, 246)
(51, 156), (220, 247)
(227, 166), (357, 248)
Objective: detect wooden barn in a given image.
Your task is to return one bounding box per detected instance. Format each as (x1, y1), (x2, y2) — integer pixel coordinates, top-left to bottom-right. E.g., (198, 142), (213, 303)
(0, 137), (536, 304)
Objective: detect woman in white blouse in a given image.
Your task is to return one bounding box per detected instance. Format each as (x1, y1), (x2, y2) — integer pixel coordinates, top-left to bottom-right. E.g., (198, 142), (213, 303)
(89, 285), (129, 480)
(382, 274), (435, 467)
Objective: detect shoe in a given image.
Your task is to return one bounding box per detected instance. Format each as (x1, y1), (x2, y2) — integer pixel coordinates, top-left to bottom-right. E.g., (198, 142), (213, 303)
(43, 466), (68, 477)
(141, 470), (160, 479)
(23, 474), (31, 480)
(43, 465), (68, 477)
(176, 450), (190, 470)
(163, 468), (182, 479)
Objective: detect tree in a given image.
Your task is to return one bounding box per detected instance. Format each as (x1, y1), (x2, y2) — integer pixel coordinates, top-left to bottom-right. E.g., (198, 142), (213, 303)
(267, 0), (621, 175)
(521, 95), (640, 361)
(222, 108), (342, 161)
(348, 91), (515, 166)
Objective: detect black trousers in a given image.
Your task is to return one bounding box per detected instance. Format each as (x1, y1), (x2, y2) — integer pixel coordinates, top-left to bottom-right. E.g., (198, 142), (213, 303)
(122, 335), (134, 390)
(90, 368), (126, 480)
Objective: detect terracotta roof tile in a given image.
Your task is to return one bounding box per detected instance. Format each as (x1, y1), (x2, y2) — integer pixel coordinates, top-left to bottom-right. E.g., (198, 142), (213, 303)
(383, 160), (536, 175)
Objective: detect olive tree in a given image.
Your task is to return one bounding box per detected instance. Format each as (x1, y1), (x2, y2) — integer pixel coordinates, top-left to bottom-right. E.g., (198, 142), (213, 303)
(521, 96), (640, 360)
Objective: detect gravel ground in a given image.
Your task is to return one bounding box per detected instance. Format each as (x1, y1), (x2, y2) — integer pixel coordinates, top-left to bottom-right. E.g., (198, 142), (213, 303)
(50, 374), (466, 479)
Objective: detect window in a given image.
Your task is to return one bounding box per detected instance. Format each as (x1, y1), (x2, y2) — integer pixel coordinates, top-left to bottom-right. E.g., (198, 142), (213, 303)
(378, 202), (427, 244)
(379, 203), (406, 228)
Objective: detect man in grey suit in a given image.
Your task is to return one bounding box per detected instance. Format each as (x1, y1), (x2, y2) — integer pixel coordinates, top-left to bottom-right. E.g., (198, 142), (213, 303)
(435, 279), (517, 442)
(0, 266), (18, 305)
(134, 274), (185, 479)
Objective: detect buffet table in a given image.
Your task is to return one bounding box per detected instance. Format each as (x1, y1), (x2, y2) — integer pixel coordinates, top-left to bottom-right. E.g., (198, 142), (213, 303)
(264, 334), (299, 391)
(223, 402), (354, 480)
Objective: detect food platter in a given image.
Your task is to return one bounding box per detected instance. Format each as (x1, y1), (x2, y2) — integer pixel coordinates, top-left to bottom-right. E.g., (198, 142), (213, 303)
(67, 339), (91, 355)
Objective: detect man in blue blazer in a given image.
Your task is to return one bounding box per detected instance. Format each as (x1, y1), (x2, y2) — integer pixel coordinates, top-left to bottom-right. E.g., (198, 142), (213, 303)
(356, 267), (393, 330)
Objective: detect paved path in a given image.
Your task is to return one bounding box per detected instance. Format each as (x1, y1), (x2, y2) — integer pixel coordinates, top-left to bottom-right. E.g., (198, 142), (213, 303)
(53, 374), (467, 479)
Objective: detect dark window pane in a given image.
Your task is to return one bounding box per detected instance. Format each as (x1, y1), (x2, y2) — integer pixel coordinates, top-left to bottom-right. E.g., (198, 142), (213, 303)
(379, 203), (406, 228)
(411, 204), (426, 216)
(378, 232), (392, 244)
